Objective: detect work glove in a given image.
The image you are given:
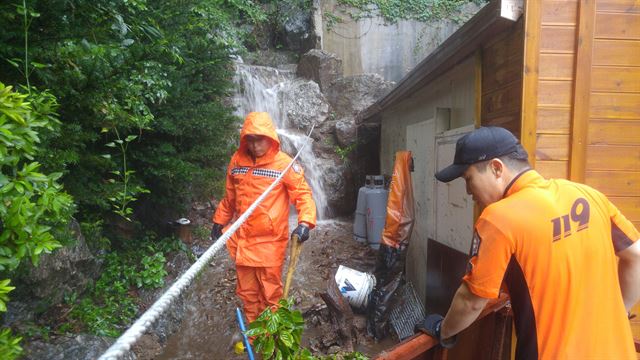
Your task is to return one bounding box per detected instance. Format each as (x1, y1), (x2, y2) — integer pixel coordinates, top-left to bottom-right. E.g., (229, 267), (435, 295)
(415, 314), (457, 349)
(378, 244), (399, 270)
(291, 223), (310, 243)
(210, 223), (223, 240)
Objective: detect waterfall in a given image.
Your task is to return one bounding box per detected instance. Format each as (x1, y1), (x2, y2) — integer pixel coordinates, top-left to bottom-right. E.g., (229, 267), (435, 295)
(233, 61), (329, 219)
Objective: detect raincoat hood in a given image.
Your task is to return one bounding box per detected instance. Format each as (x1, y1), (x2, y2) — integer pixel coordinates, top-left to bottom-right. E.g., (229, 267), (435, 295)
(239, 112), (280, 160)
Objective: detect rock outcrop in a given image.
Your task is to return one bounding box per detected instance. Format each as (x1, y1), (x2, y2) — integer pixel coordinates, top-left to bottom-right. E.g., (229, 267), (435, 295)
(297, 49), (343, 91)
(23, 335), (136, 360)
(7, 219), (102, 318)
(279, 79), (329, 132)
(325, 74), (394, 117)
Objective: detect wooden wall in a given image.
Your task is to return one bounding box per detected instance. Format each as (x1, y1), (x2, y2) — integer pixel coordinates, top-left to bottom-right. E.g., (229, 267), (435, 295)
(533, 0), (581, 178)
(583, 0), (640, 230)
(519, 0), (639, 229)
(481, 19), (525, 135)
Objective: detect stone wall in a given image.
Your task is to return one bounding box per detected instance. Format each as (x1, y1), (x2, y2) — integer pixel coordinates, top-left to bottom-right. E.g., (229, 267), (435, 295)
(317, 0), (483, 82)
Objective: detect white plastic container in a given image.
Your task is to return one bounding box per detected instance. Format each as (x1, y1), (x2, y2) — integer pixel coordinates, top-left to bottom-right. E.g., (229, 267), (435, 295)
(334, 265), (376, 310)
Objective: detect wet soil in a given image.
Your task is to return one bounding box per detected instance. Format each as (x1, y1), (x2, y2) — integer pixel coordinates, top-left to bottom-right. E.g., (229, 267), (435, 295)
(155, 215), (398, 359)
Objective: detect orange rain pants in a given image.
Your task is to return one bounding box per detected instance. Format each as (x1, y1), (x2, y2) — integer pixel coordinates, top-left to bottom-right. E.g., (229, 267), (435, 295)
(236, 264), (283, 322)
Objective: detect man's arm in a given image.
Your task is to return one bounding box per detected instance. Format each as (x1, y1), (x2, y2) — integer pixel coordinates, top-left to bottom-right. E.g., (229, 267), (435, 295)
(283, 161), (316, 229)
(213, 161), (236, 225)
(440, 282), (490, 339)
(618, 239), (640, 312)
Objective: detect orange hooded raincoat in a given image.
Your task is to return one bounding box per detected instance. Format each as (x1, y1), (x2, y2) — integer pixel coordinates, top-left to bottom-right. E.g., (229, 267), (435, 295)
(214, 112), (317, 265)
(213, 112), (316, 321)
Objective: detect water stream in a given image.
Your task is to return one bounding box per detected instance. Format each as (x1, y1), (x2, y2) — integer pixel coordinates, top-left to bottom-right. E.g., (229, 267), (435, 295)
(233, 61), (329, 219)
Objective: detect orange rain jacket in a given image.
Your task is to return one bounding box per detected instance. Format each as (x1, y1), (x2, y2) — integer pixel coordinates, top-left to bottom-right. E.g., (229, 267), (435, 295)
(213, 112), (317, 267)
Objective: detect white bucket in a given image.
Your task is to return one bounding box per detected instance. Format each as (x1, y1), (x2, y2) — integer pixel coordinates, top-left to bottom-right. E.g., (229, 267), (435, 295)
(334, 265), (376, 310)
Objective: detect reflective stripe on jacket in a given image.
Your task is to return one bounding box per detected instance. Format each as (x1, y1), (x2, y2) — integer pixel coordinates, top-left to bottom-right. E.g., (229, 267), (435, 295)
(213, 112), (317, 267)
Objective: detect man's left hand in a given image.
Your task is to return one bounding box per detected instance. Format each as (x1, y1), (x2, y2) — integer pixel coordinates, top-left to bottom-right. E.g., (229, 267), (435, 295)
(291, 223), (310, 242)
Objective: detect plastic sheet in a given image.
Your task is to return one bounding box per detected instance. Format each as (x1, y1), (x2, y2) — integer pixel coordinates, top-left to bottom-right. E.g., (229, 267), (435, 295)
(381, 151), (415, 249)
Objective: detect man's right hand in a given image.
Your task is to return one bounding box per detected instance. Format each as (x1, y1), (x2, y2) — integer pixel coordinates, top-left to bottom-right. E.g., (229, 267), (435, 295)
(211, 223), (223, 240)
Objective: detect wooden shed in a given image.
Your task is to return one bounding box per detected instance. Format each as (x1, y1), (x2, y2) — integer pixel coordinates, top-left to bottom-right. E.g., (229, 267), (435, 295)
(359, 0), (639, 356)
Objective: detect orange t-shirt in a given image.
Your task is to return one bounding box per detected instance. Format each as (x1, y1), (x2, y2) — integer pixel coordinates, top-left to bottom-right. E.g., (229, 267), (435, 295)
(463, 170), (639, 359)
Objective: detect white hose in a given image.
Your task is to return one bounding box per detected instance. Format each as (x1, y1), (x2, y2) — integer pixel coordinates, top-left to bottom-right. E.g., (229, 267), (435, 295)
(99, 125), (315, 359)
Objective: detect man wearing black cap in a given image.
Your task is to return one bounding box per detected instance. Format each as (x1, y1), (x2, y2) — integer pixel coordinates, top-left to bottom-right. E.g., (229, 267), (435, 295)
(415, 127), (640, 359)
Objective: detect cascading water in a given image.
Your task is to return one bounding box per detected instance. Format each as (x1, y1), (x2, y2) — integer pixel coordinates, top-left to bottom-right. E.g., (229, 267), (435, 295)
(233, 60), (329, 219)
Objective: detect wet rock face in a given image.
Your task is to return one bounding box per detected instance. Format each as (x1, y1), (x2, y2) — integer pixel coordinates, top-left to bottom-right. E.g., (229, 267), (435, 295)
(297, 49), (343, 91)
(315, 159), (355, 217)
(325, 74), (395, 117)
(283, 8), (317, 52)
(335, 119), (357, 148)
(11, 219), (101, 308)
(279, 79), (329, 132)
(22, 335), (136, 360)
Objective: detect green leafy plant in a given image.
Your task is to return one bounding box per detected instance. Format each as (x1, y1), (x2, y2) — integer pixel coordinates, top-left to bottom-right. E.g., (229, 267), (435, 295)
(193, 225), (212, 240)
(323, 12), (344, 32)
(19, 323), (51, 341)
(103, 129), (150, 221)
(0, 83), (73, 270)
(246, 298), (314, 360)
(68, 236), (176, 337)
(0, 280), (15, 313)
(246, 298), (370, 359)
(334, 143), (357, 162)
(0, 328), (22, 360)
(1, 0), (243, 233)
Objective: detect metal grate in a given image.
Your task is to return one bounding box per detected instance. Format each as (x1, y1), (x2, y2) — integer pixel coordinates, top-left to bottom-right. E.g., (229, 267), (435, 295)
(389, 281), (425, 341)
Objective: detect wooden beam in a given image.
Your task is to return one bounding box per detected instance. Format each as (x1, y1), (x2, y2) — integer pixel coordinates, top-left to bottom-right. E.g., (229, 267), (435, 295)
(475, 49), (482, 221)
(569, 0), (596, 182)
(521, 0), (542, 168)
(475, 49), (483, 128)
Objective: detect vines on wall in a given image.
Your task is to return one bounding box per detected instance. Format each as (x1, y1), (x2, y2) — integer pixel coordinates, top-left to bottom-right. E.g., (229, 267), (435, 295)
(325, 0), (486, 30)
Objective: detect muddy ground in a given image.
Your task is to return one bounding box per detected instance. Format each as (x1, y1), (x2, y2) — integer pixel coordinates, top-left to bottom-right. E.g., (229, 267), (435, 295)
(153, 207), (398, 359)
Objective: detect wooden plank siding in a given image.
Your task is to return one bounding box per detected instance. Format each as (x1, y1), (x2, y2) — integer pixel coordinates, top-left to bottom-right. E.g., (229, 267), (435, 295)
(481, 18), (524, 136)
(589, 119), (640, 145)
(534, 0), (579, 179)
(531, 0), (640, 226)
(583, 0), (640, 226)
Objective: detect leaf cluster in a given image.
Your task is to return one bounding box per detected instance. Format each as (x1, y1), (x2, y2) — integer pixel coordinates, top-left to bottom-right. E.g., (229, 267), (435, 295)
(0, 83), (74, 272)
(246, 298), (370, 359)
(68, 235), (177, 337)
(0, 0), (250, 231)
(0, 328), (22, 360)
(246, 297), (312, 360)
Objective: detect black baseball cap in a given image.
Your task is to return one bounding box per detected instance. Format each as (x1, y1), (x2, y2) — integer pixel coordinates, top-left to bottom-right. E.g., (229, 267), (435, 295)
(435, 126), (529, 183)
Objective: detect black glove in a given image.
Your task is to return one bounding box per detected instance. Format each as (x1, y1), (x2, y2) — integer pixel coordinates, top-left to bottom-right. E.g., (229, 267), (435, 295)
(415, 314), (457, 349)
(211, 223), (223, 240)
(291, 224), (310, 242)
(378, 244), (399, 270)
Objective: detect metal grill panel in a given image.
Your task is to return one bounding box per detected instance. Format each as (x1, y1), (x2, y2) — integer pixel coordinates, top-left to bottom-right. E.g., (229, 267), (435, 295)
(389, 282), (425, 340)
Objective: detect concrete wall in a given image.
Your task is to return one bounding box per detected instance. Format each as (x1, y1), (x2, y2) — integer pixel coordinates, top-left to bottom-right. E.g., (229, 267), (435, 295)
(378, 57), (476, 305)
(318, 0), (483, 82)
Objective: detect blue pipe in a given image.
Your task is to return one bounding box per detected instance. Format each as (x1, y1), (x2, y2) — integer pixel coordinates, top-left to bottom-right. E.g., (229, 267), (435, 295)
(235, 307), (255, 360)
